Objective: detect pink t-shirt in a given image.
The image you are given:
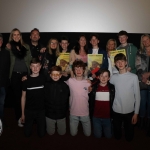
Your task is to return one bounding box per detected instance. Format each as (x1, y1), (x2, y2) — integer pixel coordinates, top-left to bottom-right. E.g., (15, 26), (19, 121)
(65, 78), (90, 116)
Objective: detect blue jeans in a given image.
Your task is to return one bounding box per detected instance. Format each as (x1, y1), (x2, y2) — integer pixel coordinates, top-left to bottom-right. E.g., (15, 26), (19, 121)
(0, 87), (6, 118)
(93, 117), (112, 138)
(70, 115), (91, 136)
(140, 89), (150, 118)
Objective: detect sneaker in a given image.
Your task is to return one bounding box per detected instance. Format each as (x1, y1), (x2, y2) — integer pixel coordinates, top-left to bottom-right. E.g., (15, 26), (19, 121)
(18, 118), (24, 127)
(0, 119), (3, 136)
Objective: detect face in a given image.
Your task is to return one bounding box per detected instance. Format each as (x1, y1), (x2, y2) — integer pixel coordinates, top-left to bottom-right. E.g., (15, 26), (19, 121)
(115, 60), (127, 70)
(60, 40), (69, 50)
(30, 30), (40, 42)
(90, 36), (99, 47)
(142, 36), (150, 48)
(118, 35), (128, 44)
(12, 30), (21, 42)
(74, 67), (84, 77)
(50, 71), (62, 81)
(60, 60), (66, 67)
(107, 40), (115, 51)
(50, 39), (58, 49)
(99, 72), (110, 85)
(79, 36), (86, 47)
(0, 38), (3, 47)
(92, 62), (97, 68)
(30, 63), (41, 74)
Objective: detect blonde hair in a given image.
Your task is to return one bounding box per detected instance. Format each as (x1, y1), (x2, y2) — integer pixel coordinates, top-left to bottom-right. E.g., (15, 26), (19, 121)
(106, 39), (117, 51)
(8, 28), (25, 45)
(47, 38), (60, 57)
(140, 34), (150, 51)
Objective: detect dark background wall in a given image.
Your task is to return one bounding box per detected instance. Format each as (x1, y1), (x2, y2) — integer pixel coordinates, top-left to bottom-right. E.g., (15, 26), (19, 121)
(2, 32), (143, 50)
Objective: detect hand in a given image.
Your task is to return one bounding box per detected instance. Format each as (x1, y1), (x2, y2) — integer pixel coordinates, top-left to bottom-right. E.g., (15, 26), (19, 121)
(21, 115), (25, 123)
(86, 79), (92, 84)
(132, 114), (138, 124)
(127, 67), (131, 72)
(62, 72), (68, 77)
(88, 86), (92, 93)
(142, 72), (150, 83)
(22, 75), (27, 81)
(6, 43), (11, 50)
(40, 47), (46, 53)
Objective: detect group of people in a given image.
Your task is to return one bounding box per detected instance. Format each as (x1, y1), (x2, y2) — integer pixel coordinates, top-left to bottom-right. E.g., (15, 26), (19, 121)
(0, 28), (150, 141)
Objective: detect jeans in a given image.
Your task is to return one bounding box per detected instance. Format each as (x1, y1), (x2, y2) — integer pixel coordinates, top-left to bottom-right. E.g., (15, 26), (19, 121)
(46, 117), (66, 135)
(92, 117), (112, 138)
(140, 89), (150, 118)
(0, 87), (6, 118)
(24, 109), (46, 137)
(70, 115), (91, 136)
(113, 111), (134, 142)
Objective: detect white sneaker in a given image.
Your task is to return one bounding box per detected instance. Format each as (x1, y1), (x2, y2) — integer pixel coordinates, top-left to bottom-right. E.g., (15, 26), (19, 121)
(18, 118), (24, 127)
(0, 119), (3, 136)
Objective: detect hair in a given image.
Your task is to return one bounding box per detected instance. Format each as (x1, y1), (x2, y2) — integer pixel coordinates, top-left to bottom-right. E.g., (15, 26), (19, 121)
(60, 35), (69, 43)
(74, 34), (88, 55)
(0, 33), (3, 39)
(99, 69), (110, 77)
(89, 33), (99, 40)
(140, 34), (150, 51)
(106, 39), (117, 51)
(47, 38), (60, 57)
(72, 60), (86, 75)
(50, 66), (62, 74)
(114, 53), (127, 63)
(30, 57), (41, 64)
(117, 30), (128, 37)
(30, 28), (40, 35)
(8, 28), (24, 45)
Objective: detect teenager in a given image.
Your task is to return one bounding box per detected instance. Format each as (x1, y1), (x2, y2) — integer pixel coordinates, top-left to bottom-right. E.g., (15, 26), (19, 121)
(116, 30), (138, 74)
(21, 58), (45, 137)
(110, 53), (140, 141)
(65, 60), (91, 136)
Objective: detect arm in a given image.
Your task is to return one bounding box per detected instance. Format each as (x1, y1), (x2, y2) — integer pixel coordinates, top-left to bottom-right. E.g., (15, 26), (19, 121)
(21, 91), (26, 123)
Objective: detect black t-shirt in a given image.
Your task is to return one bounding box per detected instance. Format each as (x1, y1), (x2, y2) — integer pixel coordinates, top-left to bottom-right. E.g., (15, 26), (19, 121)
(22, 74), (45, 111)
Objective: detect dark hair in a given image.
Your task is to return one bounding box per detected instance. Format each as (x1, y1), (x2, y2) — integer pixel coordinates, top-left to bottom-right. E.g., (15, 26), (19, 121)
(30, 58), (41, 64)
(72, 60), (86, 75)
(118, 30), (128, 37)
(114, 53), (127, 63)
(50, 66), (62, 74)
(60, 35), (69, 43)
(89, 33), (99, 40)
(74, 34), (88, 55)
(30, 28), (40, 35)
(99, 69), (110, 77)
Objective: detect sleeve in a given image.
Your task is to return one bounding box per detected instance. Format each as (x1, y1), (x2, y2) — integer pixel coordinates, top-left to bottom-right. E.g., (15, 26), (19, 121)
(69, 49), (76, 65)
(101, 50), (108, 69)
(133, 75), (140, 114)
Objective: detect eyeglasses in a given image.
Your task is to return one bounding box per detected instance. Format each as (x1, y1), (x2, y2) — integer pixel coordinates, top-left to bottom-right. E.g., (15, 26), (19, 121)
(51, 73), (60, 77)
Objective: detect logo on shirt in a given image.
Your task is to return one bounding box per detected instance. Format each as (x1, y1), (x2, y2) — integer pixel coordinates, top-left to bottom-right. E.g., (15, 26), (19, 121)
(83, 87), (87, 90)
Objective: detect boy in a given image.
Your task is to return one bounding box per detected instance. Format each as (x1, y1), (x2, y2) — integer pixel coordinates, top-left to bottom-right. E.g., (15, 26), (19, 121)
(21, 58), (46, 137)
(59, 35), (70, 53)
(90, 69), (115, 138)
(65, 60), (91, 136)
(110, 53), (140, 141)
(116, 30), (138, 74)
(45, 66), (69, 135)
(88, 33), (108, 71)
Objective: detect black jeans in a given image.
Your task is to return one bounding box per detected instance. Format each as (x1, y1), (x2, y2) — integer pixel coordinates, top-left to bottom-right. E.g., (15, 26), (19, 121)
(24, 109), (46, 137)
(11, 72), (27, 120)
(113, 111), (134, 141)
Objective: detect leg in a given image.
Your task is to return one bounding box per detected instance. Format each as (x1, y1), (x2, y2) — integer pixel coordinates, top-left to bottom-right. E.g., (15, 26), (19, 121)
(80, 116), (91, 137)
(124, 112), (134, 142)
(0, 87), (6, 119)
(92, 117), (102, 138)
(36, 110), (46, 137)
(70, 115), (79, 136)
(24, 110), (35, 137)
(57, 118), (66, 135)
(113, 111), (123, 140)
(46, 117), (56, 135)
(103, 118), (112, 138)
